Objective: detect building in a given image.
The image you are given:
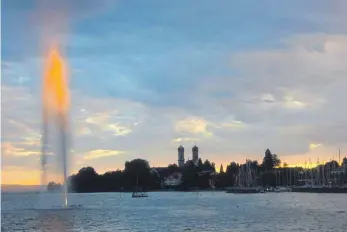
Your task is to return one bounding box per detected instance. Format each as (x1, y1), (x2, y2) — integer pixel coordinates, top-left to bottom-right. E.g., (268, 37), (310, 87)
(192, 145), (199, 162)
(178, 145), (185, 168)
(163, 172), (183, 187)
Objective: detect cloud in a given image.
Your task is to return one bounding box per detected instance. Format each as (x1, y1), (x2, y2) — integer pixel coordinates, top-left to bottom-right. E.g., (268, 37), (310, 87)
(85, 113), (135, 136)
(85, 113), (109, 124)
(283, 96), (306, 109)
(220, 120), (245, 129)
(177, 33), (347, 157)
(261, 94), (276, 103)
(175, 117), (213, 136)
(1, 142), (40, 157)
(3, 0), (347, 186)
(222, 34), (347, 125)
(78, 127), (92, 136)
(80, 102), (143, 137)
(172, 137), (199, 143)
(104, 123), (132, 136)
(83, 149), (125, 160)
(1, 84), (147, 176)
(310, 143), (322, 150)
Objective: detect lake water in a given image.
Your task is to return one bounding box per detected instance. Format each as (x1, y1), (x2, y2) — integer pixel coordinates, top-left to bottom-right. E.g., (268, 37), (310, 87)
(1, 192), (347, 232)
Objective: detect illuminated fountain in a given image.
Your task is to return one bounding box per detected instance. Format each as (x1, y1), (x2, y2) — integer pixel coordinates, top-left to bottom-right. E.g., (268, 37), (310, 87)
(41, 48), (70, 208)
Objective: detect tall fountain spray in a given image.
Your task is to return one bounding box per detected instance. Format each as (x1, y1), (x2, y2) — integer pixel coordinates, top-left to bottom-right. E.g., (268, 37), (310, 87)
(41, 48), (70, 208)
(60, 116), (68, 208)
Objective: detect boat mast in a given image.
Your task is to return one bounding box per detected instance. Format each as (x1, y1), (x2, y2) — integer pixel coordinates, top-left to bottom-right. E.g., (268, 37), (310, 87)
(339, 149), (341, 185)
(322, 162), (326, 186)
(328, 159), (331, 186)
(304, 161), (306, 186)
(316, 159), (320, 186)
(136, 177), (139, 192)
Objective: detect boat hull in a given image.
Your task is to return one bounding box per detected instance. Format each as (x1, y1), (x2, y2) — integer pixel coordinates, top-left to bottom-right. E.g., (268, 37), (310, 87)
(291, 187), (347, 193)
(226, 188), (264, 194)
(132, 192), (148, 198)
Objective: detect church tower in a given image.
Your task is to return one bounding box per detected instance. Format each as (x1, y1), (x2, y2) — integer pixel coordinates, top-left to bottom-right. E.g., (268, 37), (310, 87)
(192, 145), (199, 162)
(178, 145), (185, 168)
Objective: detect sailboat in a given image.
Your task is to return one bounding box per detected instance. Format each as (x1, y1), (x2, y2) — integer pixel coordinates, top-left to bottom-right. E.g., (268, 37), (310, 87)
(132, 177), (148, 198)
(226, 161), (264, 194)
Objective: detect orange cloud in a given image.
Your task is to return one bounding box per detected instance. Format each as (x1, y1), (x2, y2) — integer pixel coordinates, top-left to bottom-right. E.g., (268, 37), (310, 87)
(83, 149), (125, 160)
(175, 117), (213, 136)
(1, 142), (39, 157)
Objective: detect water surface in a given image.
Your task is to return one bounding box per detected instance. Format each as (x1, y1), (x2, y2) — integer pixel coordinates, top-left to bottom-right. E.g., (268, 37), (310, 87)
(2, 192), (347, 231)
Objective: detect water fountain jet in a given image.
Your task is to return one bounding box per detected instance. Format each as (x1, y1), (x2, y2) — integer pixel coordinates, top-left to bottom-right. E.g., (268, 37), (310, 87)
(41, 48), (70, 208)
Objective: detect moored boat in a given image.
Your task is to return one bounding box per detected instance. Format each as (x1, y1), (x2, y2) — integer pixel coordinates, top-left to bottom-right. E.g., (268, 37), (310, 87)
(226, 187), (264, 194)
(274, 186), (292, 192)
(132, 177), (149, 198)
(132, 192), (148, 198)
(291, 186), (347, 193)
(226, 160), (265, 194)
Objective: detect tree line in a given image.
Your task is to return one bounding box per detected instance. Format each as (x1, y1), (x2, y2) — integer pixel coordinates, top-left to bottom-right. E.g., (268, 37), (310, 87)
(47, 149), (347, 193)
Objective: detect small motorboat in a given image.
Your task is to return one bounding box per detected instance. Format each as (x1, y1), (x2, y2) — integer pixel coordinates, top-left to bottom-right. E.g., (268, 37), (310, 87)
(132, 177), (148, 198)
(132, 192), (148, 198)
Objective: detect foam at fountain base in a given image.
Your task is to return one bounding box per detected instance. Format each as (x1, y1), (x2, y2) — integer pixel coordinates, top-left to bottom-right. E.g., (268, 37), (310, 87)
(66, 204), (83, 208)
(51, 204), (83, 210)
(34, 204), (84, 211)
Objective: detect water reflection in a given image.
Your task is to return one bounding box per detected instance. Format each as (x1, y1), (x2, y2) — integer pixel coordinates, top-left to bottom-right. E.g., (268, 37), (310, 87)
(36, 210), (73, 232)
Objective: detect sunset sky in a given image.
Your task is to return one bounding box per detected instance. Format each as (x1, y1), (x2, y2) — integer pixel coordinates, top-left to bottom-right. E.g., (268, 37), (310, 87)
(2, 0), (347, 185)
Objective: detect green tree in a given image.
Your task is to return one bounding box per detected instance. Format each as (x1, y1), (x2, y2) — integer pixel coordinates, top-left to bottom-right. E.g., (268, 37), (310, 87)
(168, 164), (180, 174)
(342, 157), (347, 166)
(263, 149), (274, 170)
(226, 162), (238, 175)
(182, 160), (199, 189)
(343, 157), (347, 182)
(78, 166), (98, 176)
(124, 159), (151, 189)
(325, 160), (340, 169)
(71, 166), (99, 192)
(261, 149), (281, 186)
(102, 170), (124, 191)
(220, 164), (224, 174)
(47, 181), (62, 191)
(198, 158), (203, 168)
(211, 162), (216, 172)
(272, 154), (281, 167)
(250, 160), (259, 170)
(262, 149), (281, 170)
(226, 162), (239, 186)
(203, 159), (214, 171)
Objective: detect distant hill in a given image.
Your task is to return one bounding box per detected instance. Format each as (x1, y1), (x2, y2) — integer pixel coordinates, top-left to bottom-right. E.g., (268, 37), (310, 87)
(1, 185), (43, 193)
